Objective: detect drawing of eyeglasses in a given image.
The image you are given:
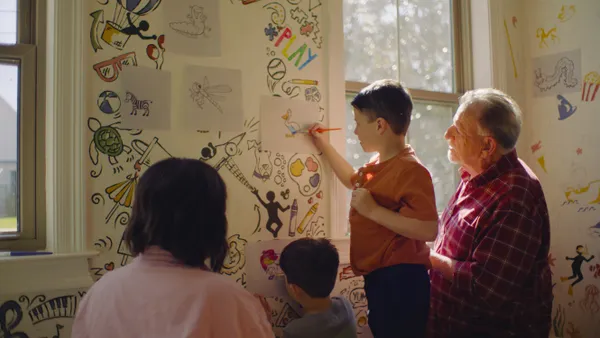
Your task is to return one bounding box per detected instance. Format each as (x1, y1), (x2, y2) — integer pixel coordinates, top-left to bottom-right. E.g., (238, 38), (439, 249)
(92, 52), (138, 83)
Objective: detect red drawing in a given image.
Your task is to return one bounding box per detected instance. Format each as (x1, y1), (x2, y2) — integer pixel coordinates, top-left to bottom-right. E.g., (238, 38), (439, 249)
(579, 284), (599, 315)
(576, 148), (582, 155)
(339, 265), (356, 281)
(582, 71), (600, 102)
(512, 16), (517, 27)
(590, 263), (600, 279)
(549, 253), (556, 267)
(300, 22), (314, 36)
(531, 140), (542, 153)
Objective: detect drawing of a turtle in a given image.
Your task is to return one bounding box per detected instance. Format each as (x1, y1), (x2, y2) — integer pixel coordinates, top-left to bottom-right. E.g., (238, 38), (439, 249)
(88, 117), (138, 174)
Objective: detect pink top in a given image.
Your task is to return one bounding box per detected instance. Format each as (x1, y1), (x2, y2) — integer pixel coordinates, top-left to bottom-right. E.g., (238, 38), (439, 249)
(72, 246), (273, 338)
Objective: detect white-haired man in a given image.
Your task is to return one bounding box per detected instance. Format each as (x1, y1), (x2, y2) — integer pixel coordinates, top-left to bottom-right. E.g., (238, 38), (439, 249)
(428, 89), (553, 337)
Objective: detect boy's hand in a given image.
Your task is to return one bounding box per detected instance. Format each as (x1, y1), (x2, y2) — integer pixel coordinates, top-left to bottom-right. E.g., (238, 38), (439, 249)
(308, 123), (329, 150)
(351, 188), (379, 218)
(254, 294), (272, 321)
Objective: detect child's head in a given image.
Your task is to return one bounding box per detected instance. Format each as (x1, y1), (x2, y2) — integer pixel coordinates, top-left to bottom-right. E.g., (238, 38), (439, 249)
(124, 158), (229, 271)
(351, 79), (413, 152)
(279, 238), (339, 301)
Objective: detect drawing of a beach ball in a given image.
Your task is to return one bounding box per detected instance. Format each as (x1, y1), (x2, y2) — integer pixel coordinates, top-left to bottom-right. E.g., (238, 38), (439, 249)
(117, 0), (162, 16)
(97, 91), (121, 115)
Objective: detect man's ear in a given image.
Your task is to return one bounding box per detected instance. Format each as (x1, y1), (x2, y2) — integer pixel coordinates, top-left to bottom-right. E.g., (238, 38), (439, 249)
(481, 136), (498, 157)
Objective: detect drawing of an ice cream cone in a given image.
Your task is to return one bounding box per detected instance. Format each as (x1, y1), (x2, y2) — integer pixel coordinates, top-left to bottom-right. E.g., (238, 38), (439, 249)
(582, 71), (600, 102)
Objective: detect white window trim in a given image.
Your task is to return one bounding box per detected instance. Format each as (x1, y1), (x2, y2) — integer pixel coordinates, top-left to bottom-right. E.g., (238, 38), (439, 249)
(327, 0), (507, 260)
(0, 0), (96, 297)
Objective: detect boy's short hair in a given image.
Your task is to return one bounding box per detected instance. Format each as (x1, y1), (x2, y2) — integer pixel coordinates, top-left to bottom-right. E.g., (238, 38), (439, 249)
(279, 238), (339, 298)
(351, 79), (413, 135)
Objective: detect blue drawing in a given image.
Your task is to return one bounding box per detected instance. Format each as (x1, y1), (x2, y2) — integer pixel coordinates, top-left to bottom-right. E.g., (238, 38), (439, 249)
(557, 94), (577, 120)
(264, 23), (278, 41)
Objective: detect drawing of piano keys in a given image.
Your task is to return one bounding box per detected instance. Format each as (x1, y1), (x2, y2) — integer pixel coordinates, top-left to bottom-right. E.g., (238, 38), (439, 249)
(297, 203), (319, 234)
(92, 52), (138, 82)
(28, 295), (78, 324)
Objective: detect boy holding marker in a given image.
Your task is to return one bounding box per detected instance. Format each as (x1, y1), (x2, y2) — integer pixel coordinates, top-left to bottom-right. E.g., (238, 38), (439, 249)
(309, 80), (438, 338)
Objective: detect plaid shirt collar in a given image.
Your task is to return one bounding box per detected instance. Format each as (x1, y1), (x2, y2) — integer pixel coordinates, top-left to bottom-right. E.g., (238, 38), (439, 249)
(459, 150), (519, 187)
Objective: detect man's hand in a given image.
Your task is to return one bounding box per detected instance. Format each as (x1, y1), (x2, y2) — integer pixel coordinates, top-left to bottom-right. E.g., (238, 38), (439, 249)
(429, 251), (457, 280)
(351, 188), (379, 218)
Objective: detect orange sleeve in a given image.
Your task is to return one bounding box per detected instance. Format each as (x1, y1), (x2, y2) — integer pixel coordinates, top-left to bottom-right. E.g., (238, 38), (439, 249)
(393, 163), (439, 221)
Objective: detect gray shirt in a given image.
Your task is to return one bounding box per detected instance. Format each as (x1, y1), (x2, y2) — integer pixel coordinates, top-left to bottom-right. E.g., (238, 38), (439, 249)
(283, 297), (357, 338)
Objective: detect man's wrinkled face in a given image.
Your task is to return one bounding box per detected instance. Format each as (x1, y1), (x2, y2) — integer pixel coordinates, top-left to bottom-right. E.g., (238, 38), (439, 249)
(444, 105), (487, 170)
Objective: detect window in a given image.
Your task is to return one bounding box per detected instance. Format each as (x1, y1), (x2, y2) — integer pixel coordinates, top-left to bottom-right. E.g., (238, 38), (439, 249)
(0, 0), (46, 250)
(337, 0), (470, 235)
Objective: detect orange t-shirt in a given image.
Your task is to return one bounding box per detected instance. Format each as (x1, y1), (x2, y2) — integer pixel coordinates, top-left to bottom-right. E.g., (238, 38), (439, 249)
(349, 145), (438, 276)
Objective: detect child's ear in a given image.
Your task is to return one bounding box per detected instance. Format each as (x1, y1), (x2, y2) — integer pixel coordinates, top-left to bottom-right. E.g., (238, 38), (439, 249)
(375, 118), (388, 134)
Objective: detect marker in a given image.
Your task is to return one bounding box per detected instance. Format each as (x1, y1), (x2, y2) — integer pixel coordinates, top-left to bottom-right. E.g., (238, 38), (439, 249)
(290, 79), (319, 85)
(297, 203), (319, 234)
(294, 127), (342, 135)
(288, 199), (298, 237)
(0, 251), (53, 257)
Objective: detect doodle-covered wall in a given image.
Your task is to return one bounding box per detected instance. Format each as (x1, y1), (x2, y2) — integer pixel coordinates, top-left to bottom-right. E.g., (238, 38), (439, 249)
(502, 1), (600, 336)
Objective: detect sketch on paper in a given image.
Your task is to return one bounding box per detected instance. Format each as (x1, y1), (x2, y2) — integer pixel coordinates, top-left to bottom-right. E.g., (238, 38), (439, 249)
(125, 91), (152, 116)
(200, 133), (255, 191)
(119, 66), (172, 130)
(565, 179), (600, 204)
(182, 65), (242, 131)
(580, 285), (600, 315)
(163, 0), (220, 56)
(288, 153), (321, 197)
(248, 139), (273, 182)
(189, 77), (232, 114)
(560, 245), (595, 296)
(533, 50), (581, 97)
(536, 26), (559, 48)
(221, 234), (248, 276)
(557, 94), (577, 120)
(259, 96), (320, 153)
(93, 52), (138, 82)
(90, 261), (116, 280)
(246, 239), (294, 297)
(88, 117), (138, 176)
(274, 303), (301, 328)
(582, 71), (600, 102)
(252, 189), (290, 238)
(97, 90), (121, 116)
(169, 5), (210, 38)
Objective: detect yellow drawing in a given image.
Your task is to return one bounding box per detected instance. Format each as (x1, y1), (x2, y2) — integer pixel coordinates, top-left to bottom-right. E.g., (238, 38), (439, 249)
(282, 109), (301, 137)
(504, 19), (518, 78)
(536, 27), (559, 48)
(558, 5), (576, 22)
(537, 156), (547, 173)
(565, 180), (600, 204)
(582, 71), (600, 102)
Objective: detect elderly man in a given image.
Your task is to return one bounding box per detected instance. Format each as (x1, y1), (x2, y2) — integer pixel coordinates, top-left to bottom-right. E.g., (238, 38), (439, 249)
(428, 89), (553, 337)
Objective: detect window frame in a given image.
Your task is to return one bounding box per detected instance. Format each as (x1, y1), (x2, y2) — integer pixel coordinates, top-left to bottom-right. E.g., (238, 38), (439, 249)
(0, 0), (47, 250)
(329, 0), (472, 239)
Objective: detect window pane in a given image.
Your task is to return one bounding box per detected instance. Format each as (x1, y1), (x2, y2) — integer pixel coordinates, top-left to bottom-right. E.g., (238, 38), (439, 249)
(408, 102), (456, 211)
(398, 0), (453, 92)
(0, 61), (19, 234)
(343, 0), (454, 92)
(343, 0), (398, 83)
(0, 0), (17, 45)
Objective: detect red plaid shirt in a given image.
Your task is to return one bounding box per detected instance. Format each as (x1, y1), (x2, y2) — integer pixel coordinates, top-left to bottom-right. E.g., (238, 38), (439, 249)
(429, 151), (553, 338)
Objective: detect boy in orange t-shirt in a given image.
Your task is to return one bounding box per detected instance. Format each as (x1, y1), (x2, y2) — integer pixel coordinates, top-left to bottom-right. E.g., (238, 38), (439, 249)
(310, 79), (438, 338)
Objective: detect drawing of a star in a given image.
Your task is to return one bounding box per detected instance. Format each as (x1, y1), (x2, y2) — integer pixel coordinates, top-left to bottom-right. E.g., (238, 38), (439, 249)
(576, 148), (582, 155)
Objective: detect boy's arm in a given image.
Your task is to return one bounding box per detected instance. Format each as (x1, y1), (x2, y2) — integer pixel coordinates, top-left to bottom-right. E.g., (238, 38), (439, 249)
(585, 255), (595, 262)
(352, 188), (438, 241)
(309, 124), (355, 189)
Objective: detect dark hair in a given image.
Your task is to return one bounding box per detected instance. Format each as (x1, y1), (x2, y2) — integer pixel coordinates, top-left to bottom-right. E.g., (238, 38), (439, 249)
(351, 79), (413, 135)
(279, 238), (339, 298)
(123, 158), (228, 271)
(576, 245), (584, 250)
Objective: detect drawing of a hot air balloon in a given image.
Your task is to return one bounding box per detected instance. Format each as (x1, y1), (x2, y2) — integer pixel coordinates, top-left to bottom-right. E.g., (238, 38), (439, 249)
(101, 0), (162, 50)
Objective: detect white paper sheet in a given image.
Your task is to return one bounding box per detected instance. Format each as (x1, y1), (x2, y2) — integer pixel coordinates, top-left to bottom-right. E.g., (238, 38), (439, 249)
(163, 0), (221, 56)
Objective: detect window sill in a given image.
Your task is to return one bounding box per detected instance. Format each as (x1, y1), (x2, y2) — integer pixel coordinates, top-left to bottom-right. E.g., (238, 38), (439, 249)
(0, 251), (98, 296)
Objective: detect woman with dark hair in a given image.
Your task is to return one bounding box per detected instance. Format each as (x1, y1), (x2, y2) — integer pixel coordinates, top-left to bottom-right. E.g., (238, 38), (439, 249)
(72, 158), (273, 337)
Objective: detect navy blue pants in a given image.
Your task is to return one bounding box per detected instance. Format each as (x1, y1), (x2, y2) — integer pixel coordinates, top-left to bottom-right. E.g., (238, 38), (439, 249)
(364, 264), (430, 338)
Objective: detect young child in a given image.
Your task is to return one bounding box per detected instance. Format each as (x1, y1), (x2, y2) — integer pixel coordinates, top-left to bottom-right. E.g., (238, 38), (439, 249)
(309, 79), (438, 337)
(260, 238), (357, 338)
